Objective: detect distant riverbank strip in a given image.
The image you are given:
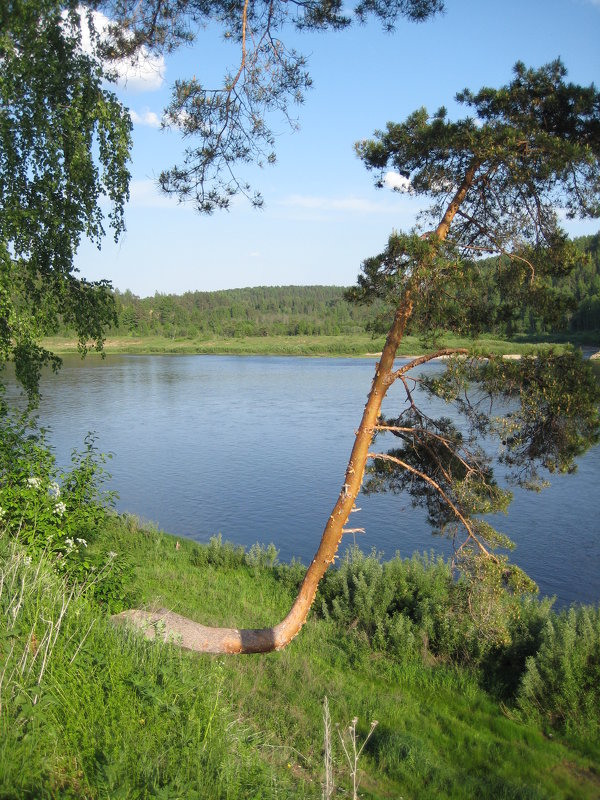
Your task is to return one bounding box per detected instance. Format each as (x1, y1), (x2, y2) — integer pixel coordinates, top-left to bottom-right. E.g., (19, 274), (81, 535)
(43, 333), (582, 359)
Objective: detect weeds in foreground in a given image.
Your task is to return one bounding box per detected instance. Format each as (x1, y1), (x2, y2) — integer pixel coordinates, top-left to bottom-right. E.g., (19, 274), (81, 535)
(322, 697), (334, 800)
(2, 523), (600, 798)
(0, 536), (302, 798)
(321, 697), (378, 800)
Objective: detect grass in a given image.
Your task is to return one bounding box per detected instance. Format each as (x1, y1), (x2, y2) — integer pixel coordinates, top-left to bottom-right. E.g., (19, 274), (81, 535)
(1, 517), (599, 798)
(42, 332), (581, 359)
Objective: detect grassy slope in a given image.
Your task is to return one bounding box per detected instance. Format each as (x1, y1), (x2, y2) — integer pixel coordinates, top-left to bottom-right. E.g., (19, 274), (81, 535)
(2, 515), (599, 798)
(96, 519), (600, 798)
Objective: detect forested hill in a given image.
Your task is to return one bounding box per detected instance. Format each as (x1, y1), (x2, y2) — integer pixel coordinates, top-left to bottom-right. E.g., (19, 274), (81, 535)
(107, 233), (600, 340)
(112, 285), (381, 338)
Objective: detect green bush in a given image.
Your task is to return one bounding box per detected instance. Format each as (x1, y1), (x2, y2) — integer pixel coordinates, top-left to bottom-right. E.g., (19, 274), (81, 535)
(246, 541), (279, 569)
(516, 605), (600, 739)
(0, 406), (131, 611)
(481, 596), (555, 699)
(316, 547), (511, 665)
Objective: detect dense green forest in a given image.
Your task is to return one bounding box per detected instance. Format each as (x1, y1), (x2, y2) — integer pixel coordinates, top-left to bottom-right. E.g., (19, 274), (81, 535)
(96, 233), (600, 340)
(112, 285), (380, 338)
(563, 233), (600, 331)
(493, 232), (600, 336)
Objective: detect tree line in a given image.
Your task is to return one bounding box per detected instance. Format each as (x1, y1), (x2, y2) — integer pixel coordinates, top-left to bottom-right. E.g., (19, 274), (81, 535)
(92, 232), (599, 340)
(480, 231), (600, 337)
(108, 285), (385, 338)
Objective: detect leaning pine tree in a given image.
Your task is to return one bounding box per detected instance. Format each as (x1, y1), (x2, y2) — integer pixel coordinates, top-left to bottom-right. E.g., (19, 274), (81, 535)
(116, 60), (600, 653)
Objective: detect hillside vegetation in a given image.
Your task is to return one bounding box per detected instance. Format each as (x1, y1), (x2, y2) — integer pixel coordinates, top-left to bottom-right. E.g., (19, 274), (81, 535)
(2, 519), (600, 799)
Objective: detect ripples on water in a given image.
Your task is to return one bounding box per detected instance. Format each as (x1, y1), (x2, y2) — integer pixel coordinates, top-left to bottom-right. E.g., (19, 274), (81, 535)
(8, 354), (600, 607)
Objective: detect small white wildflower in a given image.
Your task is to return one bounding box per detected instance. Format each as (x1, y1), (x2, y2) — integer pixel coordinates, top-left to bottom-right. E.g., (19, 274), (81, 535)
(76, 537), (87, 547)
(27, 477), (42, 489)
(53, 501), (66, 517)
(64, 537), (74, 548)
(107, 551), (117, 560)
(24, 555), (32, 565)
(48, 481), (61, 499)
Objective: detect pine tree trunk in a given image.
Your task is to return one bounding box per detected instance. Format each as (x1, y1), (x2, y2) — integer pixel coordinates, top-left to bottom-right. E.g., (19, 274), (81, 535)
(113, 165), (478, 653)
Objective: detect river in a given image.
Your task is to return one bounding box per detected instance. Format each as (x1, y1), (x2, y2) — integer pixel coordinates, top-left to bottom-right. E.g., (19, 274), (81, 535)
(8, 353), (600, 607)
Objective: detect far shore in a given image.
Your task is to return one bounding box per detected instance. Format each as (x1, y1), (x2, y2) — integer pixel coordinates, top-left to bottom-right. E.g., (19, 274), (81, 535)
(42, 333), (596, 360)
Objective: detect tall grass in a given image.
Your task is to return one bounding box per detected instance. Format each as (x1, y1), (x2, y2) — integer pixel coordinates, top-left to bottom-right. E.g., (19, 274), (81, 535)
(0, 534), (301, 799)
(2, 519), (599, 798)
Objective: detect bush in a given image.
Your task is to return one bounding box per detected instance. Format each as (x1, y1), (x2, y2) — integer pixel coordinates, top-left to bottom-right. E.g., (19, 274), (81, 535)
(315, 547), (562, 680)
(480, 596), (555, 699)
(516, 605), (600, 739)
(316, 547), (462, 664)
(246, 541), (279, 569)
(0, 406), (130, 610)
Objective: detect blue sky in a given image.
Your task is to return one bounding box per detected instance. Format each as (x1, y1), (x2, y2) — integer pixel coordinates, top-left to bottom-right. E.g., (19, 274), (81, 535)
(77, 0), (600, 297)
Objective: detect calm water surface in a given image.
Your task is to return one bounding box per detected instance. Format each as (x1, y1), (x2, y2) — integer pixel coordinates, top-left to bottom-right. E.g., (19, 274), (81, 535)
(12, 354), (600, 607)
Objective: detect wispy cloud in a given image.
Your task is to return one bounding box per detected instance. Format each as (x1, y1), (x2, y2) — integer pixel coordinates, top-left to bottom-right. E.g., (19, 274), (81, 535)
(280, 194), (392, 214)
(130, 109), (161, 128)
(278, 192), (422, 217)
(128, 179), (188, 209)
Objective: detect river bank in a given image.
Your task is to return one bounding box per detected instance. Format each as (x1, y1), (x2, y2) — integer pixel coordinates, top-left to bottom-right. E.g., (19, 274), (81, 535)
(42, 332), (580, 359)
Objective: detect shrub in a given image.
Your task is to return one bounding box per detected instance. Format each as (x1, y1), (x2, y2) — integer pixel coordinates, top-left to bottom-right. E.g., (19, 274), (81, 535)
(0, 410), (114, 556)
(317, 547), (460, 664)
(246, 541), (279, 569)
(516, 605), (600, 739)
(205, 533), (246, 569)
(316, 547), (548, 671)
(0, 406), (130, 610)
(480, 595), (555, 699)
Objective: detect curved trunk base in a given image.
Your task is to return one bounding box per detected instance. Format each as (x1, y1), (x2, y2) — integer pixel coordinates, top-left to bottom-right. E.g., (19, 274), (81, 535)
(112, 608), (284, 654)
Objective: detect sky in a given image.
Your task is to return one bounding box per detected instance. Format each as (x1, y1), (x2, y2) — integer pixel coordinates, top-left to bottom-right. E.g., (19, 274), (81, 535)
(75, 0), (600, 297)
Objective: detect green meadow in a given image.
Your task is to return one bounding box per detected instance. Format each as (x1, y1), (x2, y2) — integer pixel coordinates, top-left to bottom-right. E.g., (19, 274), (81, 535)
(43, 332), (576, 359)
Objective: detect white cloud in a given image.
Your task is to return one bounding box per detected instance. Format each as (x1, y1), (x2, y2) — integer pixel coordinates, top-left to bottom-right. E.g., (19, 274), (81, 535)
(72, 7), (166, 92)
(130, 109), (161, 128)
(111, 49), (165, 92)
(383, 171), (412, 192)
(276, 191), (426, 230)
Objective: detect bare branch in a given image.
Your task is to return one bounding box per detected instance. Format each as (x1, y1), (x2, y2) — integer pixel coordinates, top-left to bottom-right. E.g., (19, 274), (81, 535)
(390, 348), (468, 382)
(367, 451), (495, 559)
